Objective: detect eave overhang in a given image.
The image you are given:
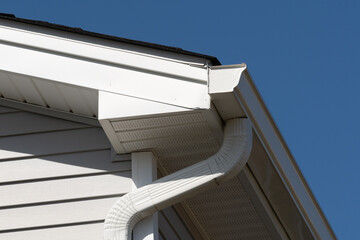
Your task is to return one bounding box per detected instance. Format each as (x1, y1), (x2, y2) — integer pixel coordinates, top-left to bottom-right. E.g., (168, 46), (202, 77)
(209, 65), (336, 240)
(0, 18), (336, 240)
(0, 17), (211, 113)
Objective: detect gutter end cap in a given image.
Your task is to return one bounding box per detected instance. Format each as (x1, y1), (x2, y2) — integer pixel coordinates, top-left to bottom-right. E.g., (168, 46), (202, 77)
(209, 64), (247, 94)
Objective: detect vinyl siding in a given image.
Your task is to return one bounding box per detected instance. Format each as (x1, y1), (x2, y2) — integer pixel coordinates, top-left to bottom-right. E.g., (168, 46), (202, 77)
(0, 106), (132, 239)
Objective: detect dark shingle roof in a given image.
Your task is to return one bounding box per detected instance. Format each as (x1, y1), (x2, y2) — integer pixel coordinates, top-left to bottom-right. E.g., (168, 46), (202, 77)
(0, 13), (220, 65)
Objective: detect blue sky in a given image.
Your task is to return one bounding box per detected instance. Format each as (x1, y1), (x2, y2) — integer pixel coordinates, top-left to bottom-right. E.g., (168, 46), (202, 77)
(2, 1), (359, 239)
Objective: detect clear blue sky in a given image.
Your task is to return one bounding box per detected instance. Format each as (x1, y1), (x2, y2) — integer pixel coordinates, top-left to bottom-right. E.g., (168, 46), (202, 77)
(2, 1), (359, 239)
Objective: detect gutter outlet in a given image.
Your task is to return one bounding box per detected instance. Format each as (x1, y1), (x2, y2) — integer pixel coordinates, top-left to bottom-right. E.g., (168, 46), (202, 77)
(104, 118), (252, 240)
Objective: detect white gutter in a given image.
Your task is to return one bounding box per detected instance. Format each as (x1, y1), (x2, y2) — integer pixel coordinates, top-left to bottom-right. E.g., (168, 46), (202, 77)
(104, 118), (252, 240)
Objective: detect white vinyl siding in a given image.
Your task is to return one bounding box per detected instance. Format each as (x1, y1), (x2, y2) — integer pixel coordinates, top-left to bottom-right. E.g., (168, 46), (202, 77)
(0, 106), (132, 240)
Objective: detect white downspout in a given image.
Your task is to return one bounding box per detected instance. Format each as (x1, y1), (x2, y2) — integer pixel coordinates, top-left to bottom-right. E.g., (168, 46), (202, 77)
(104, 118), (252, 240)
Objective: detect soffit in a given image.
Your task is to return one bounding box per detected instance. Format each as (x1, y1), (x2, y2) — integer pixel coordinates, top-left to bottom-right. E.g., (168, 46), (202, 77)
(184, 176), (273, 240)
(0, 70), (98, 117)
(106, 108), (282, 240)
(107, 109), (222, 161)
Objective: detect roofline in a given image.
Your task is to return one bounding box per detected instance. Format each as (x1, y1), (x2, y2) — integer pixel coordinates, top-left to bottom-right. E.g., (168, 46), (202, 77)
(238, 69), (336, 239)
(209, 64), (336, 239)
(0, 13), (221, 66)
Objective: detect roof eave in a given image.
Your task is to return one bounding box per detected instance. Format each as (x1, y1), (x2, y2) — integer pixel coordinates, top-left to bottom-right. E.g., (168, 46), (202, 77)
(209, 65), (336, 240)
(0, 13), (221, 66)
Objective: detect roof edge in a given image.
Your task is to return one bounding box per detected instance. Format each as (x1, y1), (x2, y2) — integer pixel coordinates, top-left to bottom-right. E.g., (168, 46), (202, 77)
(238, 69), (337, 239)
(0, 13), (221, 65)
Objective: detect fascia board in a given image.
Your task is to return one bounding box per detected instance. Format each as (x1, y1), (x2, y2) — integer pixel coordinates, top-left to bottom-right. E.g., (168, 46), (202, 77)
(0, 17), (218, 66)
(98, 91), (191, 120)
(0, 23), (208, 81)
(0, 28), (210, 109)
(236, 71), (336, 240)
(0, 19), (210, 68)
(209, 65), (336, 240)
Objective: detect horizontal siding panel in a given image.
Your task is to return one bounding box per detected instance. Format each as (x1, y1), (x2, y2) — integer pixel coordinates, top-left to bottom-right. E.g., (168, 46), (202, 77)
(0, 173), (131, 207)
(0, 105), (125, 237)
(0, 150), (130, 183)
(0, 222), (104, 240)
(0, 106), (19, 114)
(0, 128), (110, 160)
(0, 111), (87, 137)
(0, 197), (118, 231)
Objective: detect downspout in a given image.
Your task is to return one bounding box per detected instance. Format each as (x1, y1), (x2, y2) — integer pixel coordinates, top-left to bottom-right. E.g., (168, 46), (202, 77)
(104, 118), (252, 240)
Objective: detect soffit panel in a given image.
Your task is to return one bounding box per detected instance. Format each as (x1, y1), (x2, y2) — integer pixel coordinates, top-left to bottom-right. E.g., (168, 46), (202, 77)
(0, 70), (98, 117)
(184, 177), (273, 240)
(108, 111), (222, 167)
(107, 109), (280, 240)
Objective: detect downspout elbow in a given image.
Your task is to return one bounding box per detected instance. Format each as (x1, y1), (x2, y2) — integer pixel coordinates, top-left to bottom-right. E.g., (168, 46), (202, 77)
(104, 118), (252, 240)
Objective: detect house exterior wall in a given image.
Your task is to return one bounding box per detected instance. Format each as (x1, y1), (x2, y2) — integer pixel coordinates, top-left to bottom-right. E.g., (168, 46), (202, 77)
(0, 105), (132, 240)
(0, 105), (195, 240)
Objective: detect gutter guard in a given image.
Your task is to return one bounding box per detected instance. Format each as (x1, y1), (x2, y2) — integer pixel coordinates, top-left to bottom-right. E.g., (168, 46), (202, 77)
(104, 118), (252, 240)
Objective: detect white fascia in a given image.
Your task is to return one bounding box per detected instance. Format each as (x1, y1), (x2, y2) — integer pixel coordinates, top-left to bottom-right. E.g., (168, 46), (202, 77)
(0, 20), (210, 110)
(97, 91), (192, 120)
